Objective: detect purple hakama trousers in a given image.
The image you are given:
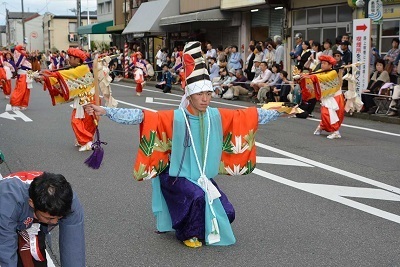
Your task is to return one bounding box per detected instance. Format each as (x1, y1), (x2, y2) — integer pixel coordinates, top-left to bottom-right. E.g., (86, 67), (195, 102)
(159, 171), (235, 241)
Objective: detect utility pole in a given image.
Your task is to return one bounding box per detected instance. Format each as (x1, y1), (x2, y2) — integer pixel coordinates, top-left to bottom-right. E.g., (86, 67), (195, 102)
(21, 0), (25, 44)
(77, 0), (81, 47)
(87, 0), (90, 50)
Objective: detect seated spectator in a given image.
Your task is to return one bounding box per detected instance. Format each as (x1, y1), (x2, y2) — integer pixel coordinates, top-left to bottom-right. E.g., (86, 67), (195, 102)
(256, 63), (281, 103)
(208, 57), (219, 81)
(155, 64), (173, 93)
(212, 67), (229, 97)
(387, 85), (400, 116)
(219, 68), (237, 99)
(273, 70), (292, 102)
(144, 59), (155, 79)
(168, 56), (176, 69)
(250, 61), (272, 99)
(361, 59), (391, 114)
(251, 58), (261, 80)
(229, 69), (249, 100)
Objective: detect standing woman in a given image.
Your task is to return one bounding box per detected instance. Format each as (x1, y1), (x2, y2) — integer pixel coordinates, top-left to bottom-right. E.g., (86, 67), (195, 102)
(309, 41), (323, 71)
(228, 45), (242, 70)
(129, 52), (147, 96)
(322, 39), (333, 56)
(296, 41), (312, 71)
(383, 38), (400, 84)
(263, 42), (276, 69)
(244, 45), (255, 80)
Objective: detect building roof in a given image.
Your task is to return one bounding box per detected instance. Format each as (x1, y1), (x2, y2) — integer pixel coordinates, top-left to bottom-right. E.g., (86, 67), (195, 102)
(7, 12), (40, 20)
(49, 10), (97, 19)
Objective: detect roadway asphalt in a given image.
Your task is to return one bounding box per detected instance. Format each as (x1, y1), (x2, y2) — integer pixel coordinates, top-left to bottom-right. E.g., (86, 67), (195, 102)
(0, 80), (399, 266)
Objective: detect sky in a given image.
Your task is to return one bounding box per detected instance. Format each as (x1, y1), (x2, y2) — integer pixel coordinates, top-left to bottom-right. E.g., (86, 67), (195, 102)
(0, 0), (97, 24)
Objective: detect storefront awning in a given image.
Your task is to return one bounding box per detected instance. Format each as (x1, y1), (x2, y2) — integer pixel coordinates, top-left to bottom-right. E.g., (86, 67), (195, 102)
(159, 9), (232, 26)
(106, 24), (125, 33)
(122, 0), (178, 35)
(78, 20), (113, 35)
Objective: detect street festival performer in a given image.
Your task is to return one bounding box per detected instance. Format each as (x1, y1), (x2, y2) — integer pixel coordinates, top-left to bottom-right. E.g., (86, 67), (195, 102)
(40, 48), (97, 152)
(9, 45), (34, 111)
(84, 41), (299, 248)
(0, 50), (15, 99)
(299, 55), (347, 139)
(129, 51), (147, 96)
(96, 55), (118, 107)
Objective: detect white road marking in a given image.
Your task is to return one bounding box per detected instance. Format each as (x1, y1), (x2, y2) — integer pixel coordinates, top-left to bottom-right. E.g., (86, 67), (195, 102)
(145, 97), (179, 107)
(307, 117), (400, 137)
(256, 142), (400, 195)
(256, 156), (313, 167)
(0, 111), (32, 122)
(253, 168), (400, 224)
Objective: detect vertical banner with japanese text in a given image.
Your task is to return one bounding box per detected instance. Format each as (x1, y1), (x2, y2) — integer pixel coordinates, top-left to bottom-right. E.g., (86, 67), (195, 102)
(352, 18), (371, 97)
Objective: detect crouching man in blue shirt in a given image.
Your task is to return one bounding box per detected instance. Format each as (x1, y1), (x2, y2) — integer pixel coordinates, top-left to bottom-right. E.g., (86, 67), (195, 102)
(0, 171), (85, 267)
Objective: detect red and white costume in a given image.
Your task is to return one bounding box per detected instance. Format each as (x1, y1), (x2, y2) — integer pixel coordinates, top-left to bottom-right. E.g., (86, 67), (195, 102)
(10, 45), (33, 110)
(0, 51), (14, 98)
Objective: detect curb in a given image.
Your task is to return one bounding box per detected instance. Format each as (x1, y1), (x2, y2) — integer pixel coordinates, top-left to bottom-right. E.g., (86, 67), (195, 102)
(116, 78), (400, 125)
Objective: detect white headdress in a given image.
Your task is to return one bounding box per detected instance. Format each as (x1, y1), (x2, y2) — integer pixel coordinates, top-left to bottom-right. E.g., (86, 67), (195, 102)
(179, 41), (213, 108)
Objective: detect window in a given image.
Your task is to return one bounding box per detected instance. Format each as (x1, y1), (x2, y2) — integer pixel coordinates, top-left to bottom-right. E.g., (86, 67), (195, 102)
(98, 3), (104, 14)
(107, 1), (112, 13)
(293, 10), (306, 25)
(322, 7), (336, 23)
(307, 9), (320, 24)
(69, 22), (77, 33)
(380, 20), (400, 55)
(292, 4), (352, 43)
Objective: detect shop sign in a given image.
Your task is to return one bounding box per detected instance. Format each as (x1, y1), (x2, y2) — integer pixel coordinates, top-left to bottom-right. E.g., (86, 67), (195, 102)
(368, 0), (383, 24)
(352, 18), (371, 97)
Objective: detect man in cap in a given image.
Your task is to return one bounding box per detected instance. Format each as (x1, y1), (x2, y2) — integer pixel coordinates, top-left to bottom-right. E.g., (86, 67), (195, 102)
(340, 41), (352, 65)
(83, 41), (289, 248)
(290, 33), (303, 62)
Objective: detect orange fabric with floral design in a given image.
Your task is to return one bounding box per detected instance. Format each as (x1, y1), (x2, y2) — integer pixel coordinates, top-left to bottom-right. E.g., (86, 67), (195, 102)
(133, 107), (259, 181)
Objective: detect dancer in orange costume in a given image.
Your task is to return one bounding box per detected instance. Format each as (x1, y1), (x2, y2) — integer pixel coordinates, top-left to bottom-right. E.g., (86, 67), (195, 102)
(9, 45), (32, 110)
(300, 55), (345, 139)
(41, 48), (96, 151)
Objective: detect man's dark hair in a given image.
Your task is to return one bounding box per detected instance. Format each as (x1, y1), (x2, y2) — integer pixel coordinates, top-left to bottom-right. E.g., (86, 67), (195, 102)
(161, 64), (168, 69)
(29, 172), (73, 217)
(249, 45), (255, 52)
(255, 45), (262, 52)
(217, 45), (223, 51)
